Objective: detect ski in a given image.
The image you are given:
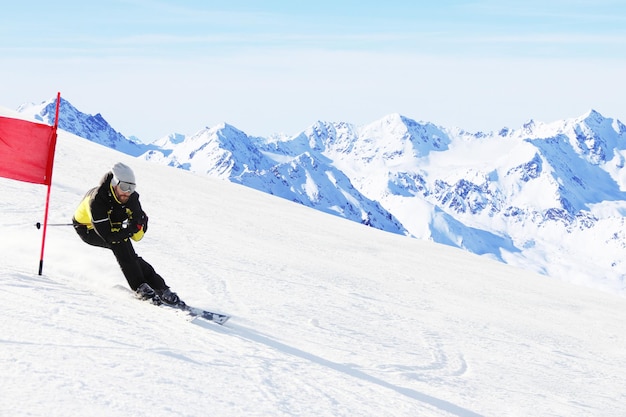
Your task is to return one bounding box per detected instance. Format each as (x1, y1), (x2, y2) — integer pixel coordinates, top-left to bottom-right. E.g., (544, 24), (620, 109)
(128, 286), (230, 325)
(173, 302), (230, 325)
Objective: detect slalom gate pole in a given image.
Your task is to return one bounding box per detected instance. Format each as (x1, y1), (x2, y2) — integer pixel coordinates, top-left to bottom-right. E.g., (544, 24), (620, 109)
(37, 92), (61, 276)
(38, 183), (53, 275)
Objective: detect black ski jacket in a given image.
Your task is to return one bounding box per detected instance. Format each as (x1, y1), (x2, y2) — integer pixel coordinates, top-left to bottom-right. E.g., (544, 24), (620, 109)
(73, 172), (146, 244)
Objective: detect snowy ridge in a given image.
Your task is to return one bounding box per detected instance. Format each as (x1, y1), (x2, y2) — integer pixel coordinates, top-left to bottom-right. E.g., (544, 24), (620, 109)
(13, 98), (626, 294)
(18, 97), (155, 156)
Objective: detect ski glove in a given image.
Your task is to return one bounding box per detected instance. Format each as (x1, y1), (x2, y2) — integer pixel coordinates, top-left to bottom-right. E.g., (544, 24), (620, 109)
(132, 213), (149, 233)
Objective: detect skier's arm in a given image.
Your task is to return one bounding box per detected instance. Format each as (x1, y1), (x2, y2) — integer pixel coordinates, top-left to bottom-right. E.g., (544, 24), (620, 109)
(125, 193), (148, 241)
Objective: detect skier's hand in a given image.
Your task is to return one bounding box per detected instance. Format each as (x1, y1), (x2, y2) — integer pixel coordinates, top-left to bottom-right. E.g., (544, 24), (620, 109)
(135, 212), (148, 233)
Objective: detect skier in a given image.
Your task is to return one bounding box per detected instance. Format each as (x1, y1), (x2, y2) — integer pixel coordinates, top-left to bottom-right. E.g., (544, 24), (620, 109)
(72, 162), (180, 305)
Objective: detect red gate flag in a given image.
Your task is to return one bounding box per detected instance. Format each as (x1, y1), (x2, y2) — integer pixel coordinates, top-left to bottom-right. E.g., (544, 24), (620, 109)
(0, 114), (57, 185)
(0, 92), (61, 275)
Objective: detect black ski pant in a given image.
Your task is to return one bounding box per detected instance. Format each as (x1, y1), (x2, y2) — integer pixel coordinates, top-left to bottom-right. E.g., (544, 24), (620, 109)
(73, 223), (168, 292)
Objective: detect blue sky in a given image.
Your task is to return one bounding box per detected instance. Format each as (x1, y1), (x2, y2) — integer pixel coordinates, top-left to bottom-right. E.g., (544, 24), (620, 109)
(1, 1), (625, 140)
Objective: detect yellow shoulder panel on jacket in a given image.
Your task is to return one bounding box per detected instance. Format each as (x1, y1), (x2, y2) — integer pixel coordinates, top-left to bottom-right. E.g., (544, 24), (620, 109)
(74, 195), (93, 227)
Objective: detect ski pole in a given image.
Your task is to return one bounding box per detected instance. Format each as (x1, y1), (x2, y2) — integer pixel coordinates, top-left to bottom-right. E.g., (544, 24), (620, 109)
(35, 222), (73, 229)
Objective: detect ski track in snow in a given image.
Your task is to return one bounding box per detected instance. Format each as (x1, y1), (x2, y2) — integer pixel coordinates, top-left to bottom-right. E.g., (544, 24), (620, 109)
(1, 271), (477, 417)
(1, 125), (626, 416)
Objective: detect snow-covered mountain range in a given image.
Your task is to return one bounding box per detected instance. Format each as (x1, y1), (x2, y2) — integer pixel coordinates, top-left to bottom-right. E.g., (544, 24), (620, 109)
(16, 98), (155, 156)
(19, 97), (626, 294)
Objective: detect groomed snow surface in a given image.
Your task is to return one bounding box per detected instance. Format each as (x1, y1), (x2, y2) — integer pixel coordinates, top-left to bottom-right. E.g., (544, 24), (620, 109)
(1, 128), (625, 417)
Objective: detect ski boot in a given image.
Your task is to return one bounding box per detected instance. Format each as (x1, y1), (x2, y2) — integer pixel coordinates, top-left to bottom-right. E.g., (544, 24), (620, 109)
(136, 283), (162, 305)
(158, 288), (181, 306)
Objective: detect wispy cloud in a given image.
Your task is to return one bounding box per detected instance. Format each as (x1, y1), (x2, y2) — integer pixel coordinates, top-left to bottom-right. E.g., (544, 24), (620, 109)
(3, 1), (625, 60)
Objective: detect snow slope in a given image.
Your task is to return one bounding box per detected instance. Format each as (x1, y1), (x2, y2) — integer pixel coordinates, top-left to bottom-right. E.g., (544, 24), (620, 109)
(1, 116), (626, 416)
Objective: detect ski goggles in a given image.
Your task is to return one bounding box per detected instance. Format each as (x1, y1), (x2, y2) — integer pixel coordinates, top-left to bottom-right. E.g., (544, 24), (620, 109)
(114, 179), (136, 193)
